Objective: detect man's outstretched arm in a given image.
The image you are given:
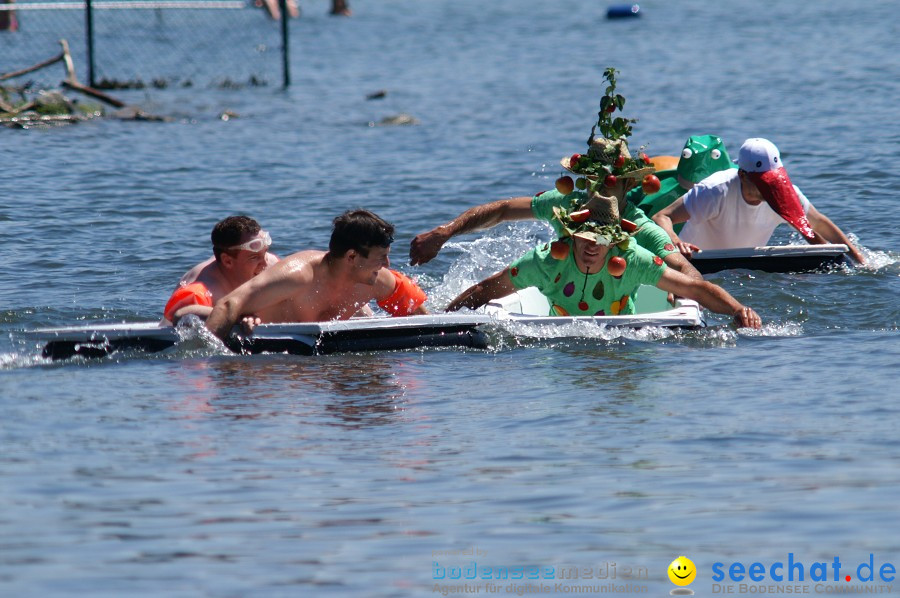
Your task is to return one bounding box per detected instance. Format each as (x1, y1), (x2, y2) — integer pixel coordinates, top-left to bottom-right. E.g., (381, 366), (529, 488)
(445, 270), (517, 312)
(652, 198), (701, 258)
(205, 272), (293, 341)
(655, 268), (761, 329)
(806, 205), (866, 265)
(409, 196), (534, 265)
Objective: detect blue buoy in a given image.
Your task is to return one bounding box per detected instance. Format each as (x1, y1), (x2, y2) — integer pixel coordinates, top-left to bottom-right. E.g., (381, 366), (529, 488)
(607, 4), (641, 19)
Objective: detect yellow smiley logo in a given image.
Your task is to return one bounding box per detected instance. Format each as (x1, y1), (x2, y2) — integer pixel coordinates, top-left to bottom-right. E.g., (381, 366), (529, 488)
(668, 556), (696, 586)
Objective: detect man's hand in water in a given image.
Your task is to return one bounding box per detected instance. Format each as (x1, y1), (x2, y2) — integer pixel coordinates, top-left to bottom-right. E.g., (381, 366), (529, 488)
(733, 307), (762, 329)
(240, 316), (261, 335)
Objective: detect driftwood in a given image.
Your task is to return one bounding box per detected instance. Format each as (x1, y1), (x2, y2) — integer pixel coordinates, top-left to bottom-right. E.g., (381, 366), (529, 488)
(58, 39), (126, 108)
(0, 52), (64, 82)
(1, 39), (178, 125)
(0, 98), (35, 116)
(61, 80), (125, 108)
(0, 40), (126, 109)
(59, 42), (173, 121)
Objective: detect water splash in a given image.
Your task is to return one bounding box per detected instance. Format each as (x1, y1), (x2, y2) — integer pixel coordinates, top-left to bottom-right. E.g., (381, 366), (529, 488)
(167, 316), (235, 359)
(737, 321), (804, 338)
(427, 222), (551, 308)
(0, 350), (49, 371)
(857, 246), (898, 272)
(493, 318), (680, 342)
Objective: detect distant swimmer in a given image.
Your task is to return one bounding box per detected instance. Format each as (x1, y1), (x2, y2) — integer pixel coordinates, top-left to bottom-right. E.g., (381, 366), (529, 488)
(330, 0), (351, 16)
(653, 138), (866, 265)
(0, 0), (17, 31)
(446, 192), (762, 329)
(163, 215), (279, 325)
(205, 209), (427, 342)
(255, 0), (349, 19)
(255, 0), (299, 19)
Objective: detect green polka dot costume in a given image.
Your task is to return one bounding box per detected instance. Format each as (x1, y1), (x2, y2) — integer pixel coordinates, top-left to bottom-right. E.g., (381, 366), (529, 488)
(507, 238), (667, 316)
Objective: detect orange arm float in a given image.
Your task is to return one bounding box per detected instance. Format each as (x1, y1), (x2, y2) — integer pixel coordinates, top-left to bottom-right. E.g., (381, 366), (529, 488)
(649, 155), (679, 172)
(377, 270), (427, 317)
(163, 282), (213, 321)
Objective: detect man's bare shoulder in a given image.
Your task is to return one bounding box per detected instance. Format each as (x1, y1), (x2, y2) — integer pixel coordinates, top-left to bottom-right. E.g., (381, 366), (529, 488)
(179, 258), (234, 300)
(269, 250), (326, 282)
(178, 257), (216, 286)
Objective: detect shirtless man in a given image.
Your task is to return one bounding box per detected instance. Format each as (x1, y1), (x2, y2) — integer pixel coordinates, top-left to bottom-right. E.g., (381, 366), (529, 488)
(163, 215), (278, 324)
(205, 210), (428, 342)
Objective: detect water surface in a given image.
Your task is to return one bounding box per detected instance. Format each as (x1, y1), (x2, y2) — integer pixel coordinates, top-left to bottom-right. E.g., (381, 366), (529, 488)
(2, 0), (899, 595)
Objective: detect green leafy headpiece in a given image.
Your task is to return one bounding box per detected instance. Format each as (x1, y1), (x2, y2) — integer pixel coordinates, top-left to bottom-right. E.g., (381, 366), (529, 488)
(560, 67), (655, 182)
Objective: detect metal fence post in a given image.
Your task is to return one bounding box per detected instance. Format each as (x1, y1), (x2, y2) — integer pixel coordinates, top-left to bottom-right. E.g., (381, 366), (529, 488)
(85, 0), (95, 86)
(279, 0), (289, 88)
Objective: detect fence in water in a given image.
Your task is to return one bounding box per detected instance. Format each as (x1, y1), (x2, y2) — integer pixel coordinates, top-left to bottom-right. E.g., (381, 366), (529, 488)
(1, 0), (290, 89)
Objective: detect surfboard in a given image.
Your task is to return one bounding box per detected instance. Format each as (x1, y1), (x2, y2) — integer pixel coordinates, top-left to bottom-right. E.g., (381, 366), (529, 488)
(483, 286), (705, 331)
(688, 244), (849, 274)
(20, 314), (493, 360)
(19, 287), (704, 360)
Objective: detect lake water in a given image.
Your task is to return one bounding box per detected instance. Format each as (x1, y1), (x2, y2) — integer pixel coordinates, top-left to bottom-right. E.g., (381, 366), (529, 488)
(2, 0), (899, 596)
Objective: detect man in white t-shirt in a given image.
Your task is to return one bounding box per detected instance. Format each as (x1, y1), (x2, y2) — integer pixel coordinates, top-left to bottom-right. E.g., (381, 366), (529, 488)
(652, 138), (865, 264)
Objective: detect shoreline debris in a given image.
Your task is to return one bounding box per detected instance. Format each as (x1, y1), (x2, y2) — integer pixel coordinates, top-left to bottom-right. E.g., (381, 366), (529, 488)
(1, 39), (171, 128)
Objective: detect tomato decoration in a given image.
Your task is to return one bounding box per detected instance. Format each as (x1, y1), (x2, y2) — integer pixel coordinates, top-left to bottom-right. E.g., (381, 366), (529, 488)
(641, 174), (661, 195)
(607, 256), (627, 278)
(550, 240), (570, 260)
(569, 209), (591, 223)
(555, 176), (575, 195)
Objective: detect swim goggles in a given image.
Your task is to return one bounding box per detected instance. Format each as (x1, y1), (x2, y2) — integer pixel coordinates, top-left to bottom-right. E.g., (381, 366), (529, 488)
(226, 230), (272, 252)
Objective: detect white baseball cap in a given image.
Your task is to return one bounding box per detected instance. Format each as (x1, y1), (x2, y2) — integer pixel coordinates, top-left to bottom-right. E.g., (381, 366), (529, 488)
(738, 138), (783, 173)
(737, 138), (816, 241)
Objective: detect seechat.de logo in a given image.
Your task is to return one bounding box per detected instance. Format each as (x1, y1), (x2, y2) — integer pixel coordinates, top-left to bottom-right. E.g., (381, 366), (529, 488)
(711, 553), (896, 584)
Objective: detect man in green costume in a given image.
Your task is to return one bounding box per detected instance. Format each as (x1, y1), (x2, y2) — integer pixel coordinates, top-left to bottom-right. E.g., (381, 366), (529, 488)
(410, 69), (703, 284)
(445, 190), (762, 329)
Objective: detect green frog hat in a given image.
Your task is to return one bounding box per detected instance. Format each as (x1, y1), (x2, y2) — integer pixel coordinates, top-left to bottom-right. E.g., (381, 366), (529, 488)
(677, 134), (734, 184)
(632, 134), (737, 222)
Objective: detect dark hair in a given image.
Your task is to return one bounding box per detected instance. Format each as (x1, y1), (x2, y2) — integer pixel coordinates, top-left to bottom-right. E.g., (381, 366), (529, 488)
(329, 209), (394, 257)
(211, 215), (261, 260)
